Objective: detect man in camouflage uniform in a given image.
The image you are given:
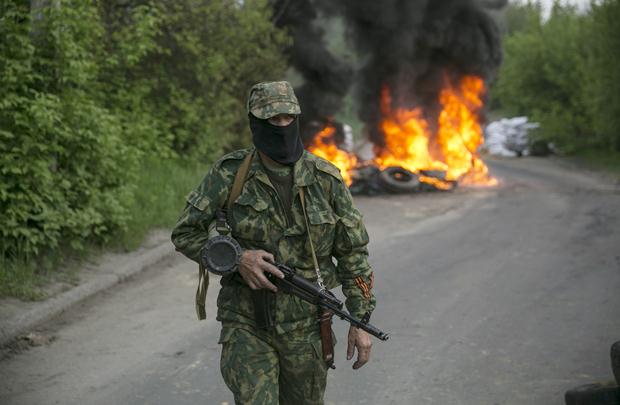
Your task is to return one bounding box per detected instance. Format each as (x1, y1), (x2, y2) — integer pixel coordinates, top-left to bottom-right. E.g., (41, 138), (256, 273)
(171, 81), (376, 405)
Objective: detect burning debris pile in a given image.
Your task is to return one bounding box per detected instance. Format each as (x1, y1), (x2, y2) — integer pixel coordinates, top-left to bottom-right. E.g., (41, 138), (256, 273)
(274, 0), (504, 194)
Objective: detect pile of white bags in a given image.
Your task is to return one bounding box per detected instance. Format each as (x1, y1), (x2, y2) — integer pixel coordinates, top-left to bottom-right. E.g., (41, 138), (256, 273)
(484, 117), (540, 157)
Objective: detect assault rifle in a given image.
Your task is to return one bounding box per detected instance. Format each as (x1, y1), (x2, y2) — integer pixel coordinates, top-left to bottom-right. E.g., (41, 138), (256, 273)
(201, 235), (389, 341)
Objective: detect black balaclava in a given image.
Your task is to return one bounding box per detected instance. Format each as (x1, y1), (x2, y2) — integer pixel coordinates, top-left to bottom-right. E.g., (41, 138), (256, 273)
(249, 114), (304, 166)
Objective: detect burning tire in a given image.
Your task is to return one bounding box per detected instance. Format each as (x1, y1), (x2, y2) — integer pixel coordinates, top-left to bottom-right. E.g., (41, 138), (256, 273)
(377, 166), (420, 193)
(419, 169), (447, 181)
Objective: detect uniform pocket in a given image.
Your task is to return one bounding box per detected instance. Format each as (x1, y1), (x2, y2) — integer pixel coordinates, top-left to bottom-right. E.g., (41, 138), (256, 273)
(306, 208), (337, 256)
(230, 192), (270, 242)
(338, 209), (369, 251)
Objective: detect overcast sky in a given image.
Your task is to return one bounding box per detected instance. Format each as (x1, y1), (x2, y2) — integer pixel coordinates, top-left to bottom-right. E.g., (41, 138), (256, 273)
(523, 0), (592, 17)
(538, 0), (590, 8)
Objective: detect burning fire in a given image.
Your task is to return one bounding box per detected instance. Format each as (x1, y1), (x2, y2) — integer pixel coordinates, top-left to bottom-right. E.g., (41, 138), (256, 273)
(306, 122), (358, 186)
(308, 74), (497, 188)
(376, 75), (497, 188)
(437, 76), (497, 186)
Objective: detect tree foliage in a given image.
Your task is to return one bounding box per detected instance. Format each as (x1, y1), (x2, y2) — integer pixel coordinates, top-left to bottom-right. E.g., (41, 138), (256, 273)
(492, 0), (620, 153)
(0, 0), (289, 263)
(582, 0), (620, 151)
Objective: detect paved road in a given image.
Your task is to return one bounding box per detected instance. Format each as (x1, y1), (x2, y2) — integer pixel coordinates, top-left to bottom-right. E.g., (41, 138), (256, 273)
(1, 157), (619, 405)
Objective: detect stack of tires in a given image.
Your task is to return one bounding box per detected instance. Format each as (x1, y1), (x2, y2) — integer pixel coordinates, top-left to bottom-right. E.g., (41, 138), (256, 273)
(377, 167), (421, 193)
(376, 167), (456, 194)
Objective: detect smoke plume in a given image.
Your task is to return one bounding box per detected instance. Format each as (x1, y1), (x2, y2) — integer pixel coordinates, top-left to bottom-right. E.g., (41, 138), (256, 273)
(272, 0), (353, 137)
(337, 0), (502, 145)
(273, 0), (503, 146)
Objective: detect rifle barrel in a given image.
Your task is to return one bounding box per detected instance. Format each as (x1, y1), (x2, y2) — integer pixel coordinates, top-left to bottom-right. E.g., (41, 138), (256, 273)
(321, 300), (390, 341)
(271, 262), (389, 341)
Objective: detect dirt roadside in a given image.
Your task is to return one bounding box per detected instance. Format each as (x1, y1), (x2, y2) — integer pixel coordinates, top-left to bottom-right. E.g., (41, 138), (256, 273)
(0, 230), (175, 349)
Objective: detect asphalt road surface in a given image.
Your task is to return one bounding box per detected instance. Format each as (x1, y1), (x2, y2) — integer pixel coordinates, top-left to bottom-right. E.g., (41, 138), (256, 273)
(1, 157), (619, 405)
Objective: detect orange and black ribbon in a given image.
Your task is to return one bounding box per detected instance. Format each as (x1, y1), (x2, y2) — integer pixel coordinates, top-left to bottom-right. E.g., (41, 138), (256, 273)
(354, 275), (372, 299)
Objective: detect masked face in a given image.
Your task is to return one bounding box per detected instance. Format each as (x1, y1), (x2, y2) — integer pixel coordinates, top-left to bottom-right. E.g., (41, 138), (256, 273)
(249, 113), (304, 166)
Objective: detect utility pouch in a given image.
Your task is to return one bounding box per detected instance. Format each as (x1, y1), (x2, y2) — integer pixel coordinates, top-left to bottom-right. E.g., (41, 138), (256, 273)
(251, 289), (275, 329)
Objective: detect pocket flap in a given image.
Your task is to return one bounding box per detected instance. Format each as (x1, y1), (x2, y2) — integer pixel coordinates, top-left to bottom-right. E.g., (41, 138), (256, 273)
(307, 209), (337, 225)
(235, 192), (268, 211)
(187, 190), (210, 211)
(340, 210), (362, 227)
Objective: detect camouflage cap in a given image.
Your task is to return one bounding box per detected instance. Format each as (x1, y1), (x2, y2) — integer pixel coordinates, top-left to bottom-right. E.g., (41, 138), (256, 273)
(247, 81), (301, 119)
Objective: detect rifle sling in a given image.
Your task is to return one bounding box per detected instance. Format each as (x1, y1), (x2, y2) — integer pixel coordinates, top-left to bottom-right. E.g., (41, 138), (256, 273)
(299, 187), (335, 367)
(227, 150), (255, 218)
(298, 187), (323, 287)
(195, 150), (254, 320)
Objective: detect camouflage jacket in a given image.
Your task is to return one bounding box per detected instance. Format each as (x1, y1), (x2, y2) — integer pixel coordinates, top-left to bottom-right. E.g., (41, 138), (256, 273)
(171, 148), (376, 333)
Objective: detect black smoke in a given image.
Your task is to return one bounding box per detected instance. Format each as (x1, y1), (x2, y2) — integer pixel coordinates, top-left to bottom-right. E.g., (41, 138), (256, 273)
(272, 0), (353, 144)
(272, 0), (503, 147)
(337, 0), (503, 146)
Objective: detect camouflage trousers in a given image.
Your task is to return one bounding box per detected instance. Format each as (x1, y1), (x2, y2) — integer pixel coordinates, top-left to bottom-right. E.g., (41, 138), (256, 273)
(219, 323), (330, 405)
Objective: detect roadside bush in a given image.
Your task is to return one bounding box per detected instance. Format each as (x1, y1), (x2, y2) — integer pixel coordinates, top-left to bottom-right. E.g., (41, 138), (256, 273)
(0, 0), (289, 295)
(0, 3), (137, 261)
(492, 0), (620, 153)
(101, 0), (290, 161)
(582, 0), (620, 151)
(492, 4), (590, 152)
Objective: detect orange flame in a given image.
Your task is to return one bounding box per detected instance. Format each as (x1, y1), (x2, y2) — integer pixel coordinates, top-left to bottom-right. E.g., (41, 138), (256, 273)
(437, 76), (497, 186)
(308, 74), (496, 189)
(374, 74), (497, 187)
(306, 123), (358, 185)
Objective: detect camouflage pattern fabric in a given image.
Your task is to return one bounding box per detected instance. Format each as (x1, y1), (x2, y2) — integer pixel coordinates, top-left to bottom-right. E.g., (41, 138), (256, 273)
(219, 323), (328, 405)
(171, 148), (376, 403)
(247, 81), (301, 119)
(171, 148), (376, 330)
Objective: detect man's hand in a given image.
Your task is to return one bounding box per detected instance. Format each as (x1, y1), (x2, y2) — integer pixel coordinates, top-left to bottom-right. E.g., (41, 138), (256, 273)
(347, 326), (372, 369)
(238, 250), (284, 292)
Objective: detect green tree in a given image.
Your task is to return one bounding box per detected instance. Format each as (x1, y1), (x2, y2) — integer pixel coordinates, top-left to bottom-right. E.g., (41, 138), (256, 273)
(1, 2), (137, 260)
(582, 0), (620, 151)
(100, 0), (290, 162)
(1, 0), (290, 273)
(500, 1), (542, 36)
(492, 3), (590, 152)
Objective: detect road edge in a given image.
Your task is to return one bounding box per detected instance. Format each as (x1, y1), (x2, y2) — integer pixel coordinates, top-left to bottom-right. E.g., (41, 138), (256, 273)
(0, 240), (176, 348)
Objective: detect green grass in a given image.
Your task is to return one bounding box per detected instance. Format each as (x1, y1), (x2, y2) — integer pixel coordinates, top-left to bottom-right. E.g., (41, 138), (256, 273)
(570, 148), (620, 179)
(116, 156), (208, 251)
(0, 249), (81, 301)
(0, 257), (47, 300)
(0, 157), (208, 300)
